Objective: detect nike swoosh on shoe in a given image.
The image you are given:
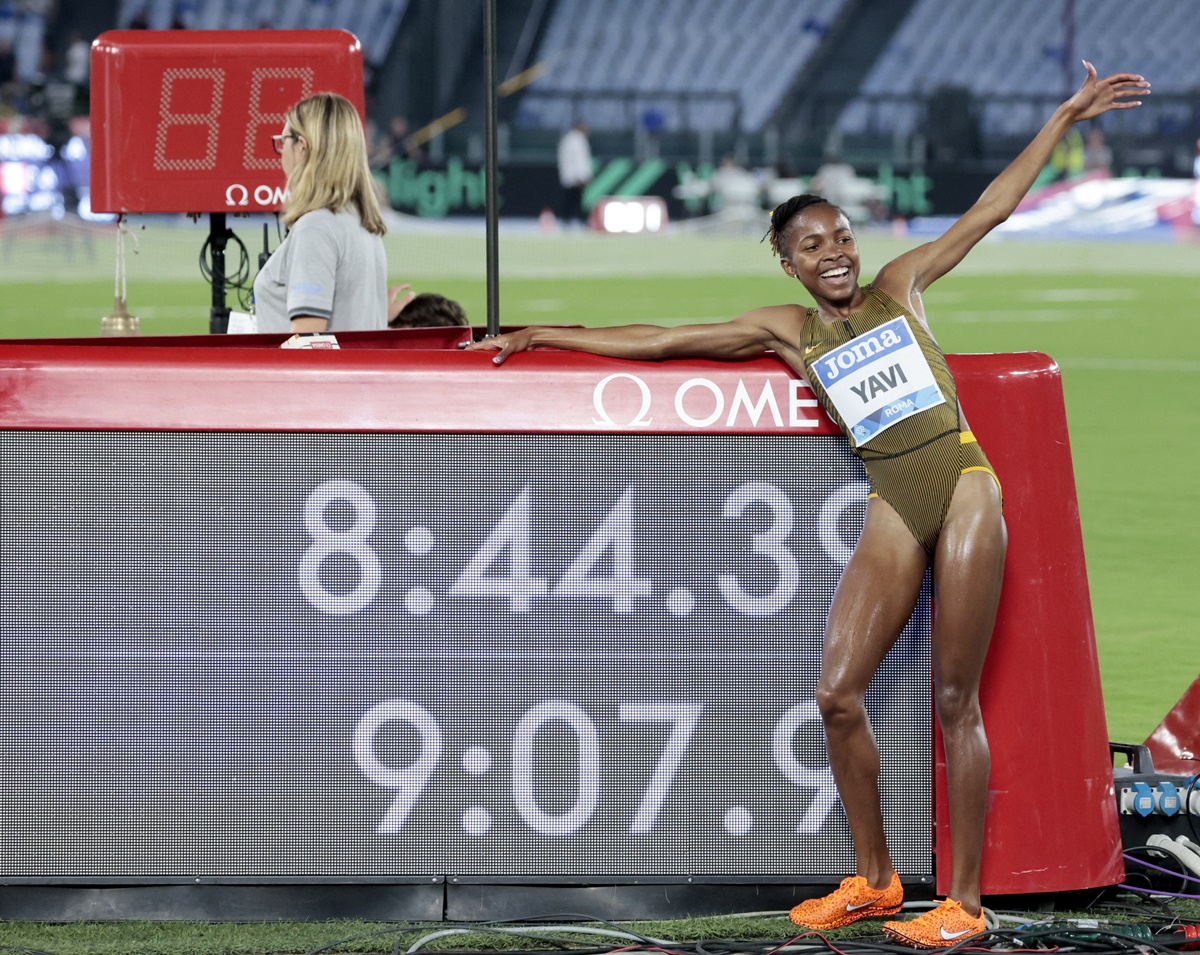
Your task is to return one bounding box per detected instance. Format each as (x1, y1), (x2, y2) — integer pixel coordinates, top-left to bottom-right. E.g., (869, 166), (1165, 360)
(940, 927), (975, 940)
(845, 899), (880, 912)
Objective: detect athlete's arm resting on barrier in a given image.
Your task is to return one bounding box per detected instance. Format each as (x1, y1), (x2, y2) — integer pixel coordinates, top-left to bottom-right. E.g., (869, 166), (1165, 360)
(464, 308), (790, 365)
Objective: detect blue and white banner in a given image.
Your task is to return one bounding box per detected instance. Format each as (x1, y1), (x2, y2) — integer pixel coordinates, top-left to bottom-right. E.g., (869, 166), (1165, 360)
(809, 316), (946, 446)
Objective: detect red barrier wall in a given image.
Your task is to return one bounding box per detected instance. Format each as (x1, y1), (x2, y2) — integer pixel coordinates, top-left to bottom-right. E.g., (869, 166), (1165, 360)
(0, 338), (1123, 895)
(938, 355), (1123, 895)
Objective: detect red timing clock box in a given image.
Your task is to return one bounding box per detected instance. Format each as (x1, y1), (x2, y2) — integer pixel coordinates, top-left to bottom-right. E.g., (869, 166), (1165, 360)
(90, 29), (364, 214)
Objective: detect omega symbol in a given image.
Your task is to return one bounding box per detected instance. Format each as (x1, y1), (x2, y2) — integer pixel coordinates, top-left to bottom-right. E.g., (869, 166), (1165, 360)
(591, 373), (653, 427)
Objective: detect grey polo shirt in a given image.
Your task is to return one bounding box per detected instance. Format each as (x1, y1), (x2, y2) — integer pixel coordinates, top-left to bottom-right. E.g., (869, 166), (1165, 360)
(254, 207), (388, 333)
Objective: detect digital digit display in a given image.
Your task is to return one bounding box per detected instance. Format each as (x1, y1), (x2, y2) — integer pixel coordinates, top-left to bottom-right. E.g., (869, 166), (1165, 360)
(90, 31), (363, 213)
(0, 430), (930, 882)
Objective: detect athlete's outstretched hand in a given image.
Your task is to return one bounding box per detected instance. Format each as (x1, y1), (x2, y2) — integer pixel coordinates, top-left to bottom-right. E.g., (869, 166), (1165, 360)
(461, 327), (537, 364)
(1065, 60), (1149, 123)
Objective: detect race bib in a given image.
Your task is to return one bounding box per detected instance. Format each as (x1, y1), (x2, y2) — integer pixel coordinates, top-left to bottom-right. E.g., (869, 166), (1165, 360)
(809, 316), (946, 445)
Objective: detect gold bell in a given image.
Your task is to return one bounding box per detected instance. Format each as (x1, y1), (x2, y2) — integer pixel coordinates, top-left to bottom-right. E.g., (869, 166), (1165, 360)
(100, 296), (141, 337)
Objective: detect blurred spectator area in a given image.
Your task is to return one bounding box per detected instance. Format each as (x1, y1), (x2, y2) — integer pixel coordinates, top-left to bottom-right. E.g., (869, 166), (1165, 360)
(515, 0), (847, 134)
(0, 0), (54, 86)
(115, 0), (409, 68)
(836, 0), (1200, 141)
(484, 0), (1196, 178)
(8, 0), (1199, 177)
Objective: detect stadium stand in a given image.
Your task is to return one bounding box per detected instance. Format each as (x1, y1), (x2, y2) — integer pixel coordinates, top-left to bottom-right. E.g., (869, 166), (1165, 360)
(7, 0), (1195, 196)
(516, 0), (847, 133)
(837, 0), (1200, 139)
(2, 0), (50, 86)
(114, 0), (409, 67)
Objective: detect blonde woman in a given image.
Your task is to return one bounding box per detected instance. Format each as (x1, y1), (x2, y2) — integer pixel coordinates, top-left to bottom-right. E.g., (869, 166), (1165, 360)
(254, 92), (389, 334)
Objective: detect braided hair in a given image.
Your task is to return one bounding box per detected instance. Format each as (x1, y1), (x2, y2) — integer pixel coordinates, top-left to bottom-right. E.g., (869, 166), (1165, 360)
(766, 194), (841, 257)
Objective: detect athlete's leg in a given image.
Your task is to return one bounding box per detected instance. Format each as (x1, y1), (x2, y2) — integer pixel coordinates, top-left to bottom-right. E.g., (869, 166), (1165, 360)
(929, 471), (1006, 915)
(817, 496), (929, 887)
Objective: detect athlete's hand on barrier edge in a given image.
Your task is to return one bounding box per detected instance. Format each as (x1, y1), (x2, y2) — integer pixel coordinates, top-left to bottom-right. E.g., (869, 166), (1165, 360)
(459, 329), (534, 365)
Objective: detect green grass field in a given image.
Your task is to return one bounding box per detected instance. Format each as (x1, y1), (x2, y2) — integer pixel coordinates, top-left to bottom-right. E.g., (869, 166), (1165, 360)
(0, 216), (1197, 953)
(2, 217), (1195, 743)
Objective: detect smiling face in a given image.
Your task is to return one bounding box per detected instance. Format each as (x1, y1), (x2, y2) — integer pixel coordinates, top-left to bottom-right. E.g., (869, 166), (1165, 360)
(778, 202), (862, 307)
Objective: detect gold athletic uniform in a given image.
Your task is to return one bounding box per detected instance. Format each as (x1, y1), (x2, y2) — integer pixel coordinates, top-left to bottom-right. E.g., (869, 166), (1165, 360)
(799, 285), (999, 556)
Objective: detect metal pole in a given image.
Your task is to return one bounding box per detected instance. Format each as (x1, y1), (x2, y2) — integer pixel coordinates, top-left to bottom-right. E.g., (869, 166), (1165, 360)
(483, 0), (500, 338)
(1062, 0), (1076, 96)
(209, 212), (230, 334)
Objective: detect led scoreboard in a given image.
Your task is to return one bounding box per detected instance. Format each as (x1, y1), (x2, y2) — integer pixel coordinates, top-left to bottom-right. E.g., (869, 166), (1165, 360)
(0, 344), (936, 900)
(90, 30), (365, 213)
(0, 338), (1129, 923)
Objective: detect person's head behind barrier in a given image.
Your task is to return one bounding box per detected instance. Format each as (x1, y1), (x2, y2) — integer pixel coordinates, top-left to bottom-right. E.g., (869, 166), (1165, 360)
(282, 92), (386, 236)
(389, 292), (468, 329)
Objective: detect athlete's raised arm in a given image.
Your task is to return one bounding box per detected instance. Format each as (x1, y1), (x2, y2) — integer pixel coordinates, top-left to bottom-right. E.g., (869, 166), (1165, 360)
(876, 61), (1148, 304)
